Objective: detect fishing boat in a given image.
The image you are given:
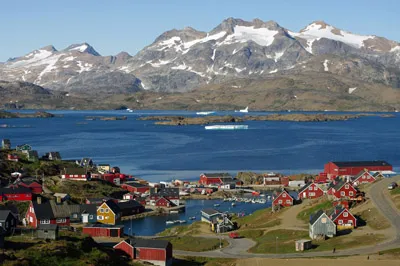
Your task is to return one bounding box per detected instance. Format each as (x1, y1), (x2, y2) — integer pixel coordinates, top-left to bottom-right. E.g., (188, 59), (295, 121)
(205, 125), (248, 130)
(178, 220), (187, 224)
(166, 221), (175, 225)
(213, 204), (220, 207)
(189, 216), (196, 220)
(231, 202), (236, 206)
(234, 106), (249, 113)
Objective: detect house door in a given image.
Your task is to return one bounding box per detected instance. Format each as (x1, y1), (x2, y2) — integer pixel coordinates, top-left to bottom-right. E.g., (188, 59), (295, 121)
(303, 192), (306, 198)
(82, 214), (88, 223)
(110, 229), (118, 237)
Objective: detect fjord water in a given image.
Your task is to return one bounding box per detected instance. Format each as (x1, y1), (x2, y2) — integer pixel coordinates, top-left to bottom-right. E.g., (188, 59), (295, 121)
(1, 110), (399, 181)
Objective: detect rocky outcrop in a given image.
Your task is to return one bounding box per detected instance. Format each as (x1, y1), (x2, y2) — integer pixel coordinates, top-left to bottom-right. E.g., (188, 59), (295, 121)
(0, 110), (55, 118)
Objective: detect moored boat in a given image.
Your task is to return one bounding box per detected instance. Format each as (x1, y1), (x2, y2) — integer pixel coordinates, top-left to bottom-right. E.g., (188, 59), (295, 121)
(205, 125), (248, 130)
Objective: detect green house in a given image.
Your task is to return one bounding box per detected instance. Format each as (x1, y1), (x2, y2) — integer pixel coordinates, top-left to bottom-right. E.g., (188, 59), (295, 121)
(16, 144), (32, 152)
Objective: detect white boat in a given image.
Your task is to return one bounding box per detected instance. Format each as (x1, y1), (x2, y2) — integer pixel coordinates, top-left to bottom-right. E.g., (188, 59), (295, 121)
(170, 210), (179, 214)
(178, 220), (187, 224)
(189, 216), (196, 220)
(166, 221), (175, 225)
(231, 202), (236, 206)
(214, 204), (220, 207)
(196, 111), (215, 115)
(205, 125), (248, 130)
(235, 106), (249, 113)
(126, 108), (133, 113)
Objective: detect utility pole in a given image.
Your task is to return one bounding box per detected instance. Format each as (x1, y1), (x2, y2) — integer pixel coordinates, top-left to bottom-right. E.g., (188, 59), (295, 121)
(276, 236), (278, 254)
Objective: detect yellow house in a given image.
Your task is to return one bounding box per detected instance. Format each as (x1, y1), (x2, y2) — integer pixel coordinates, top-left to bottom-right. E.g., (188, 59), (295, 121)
(97, 200), (121, 225)
(97, 164), (111, 174)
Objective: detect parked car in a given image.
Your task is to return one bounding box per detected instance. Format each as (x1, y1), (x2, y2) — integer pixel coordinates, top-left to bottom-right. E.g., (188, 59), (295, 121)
(388, 182), (398, 190)
(229, 232), (240, 239)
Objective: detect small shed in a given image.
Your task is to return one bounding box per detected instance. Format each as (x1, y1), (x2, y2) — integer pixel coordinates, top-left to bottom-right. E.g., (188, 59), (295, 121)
(37, 224), (59, 240)
(295, 239), (312, 251)
(83, 224), (124, 238)
(309, 210), (336, 239)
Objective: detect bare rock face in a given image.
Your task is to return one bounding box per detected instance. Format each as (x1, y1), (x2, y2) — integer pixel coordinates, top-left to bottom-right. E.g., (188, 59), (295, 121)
(0, 18), (399, 97)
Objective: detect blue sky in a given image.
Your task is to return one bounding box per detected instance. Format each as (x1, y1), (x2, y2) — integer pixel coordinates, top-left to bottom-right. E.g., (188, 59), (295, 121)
(0, 0), (398, 61)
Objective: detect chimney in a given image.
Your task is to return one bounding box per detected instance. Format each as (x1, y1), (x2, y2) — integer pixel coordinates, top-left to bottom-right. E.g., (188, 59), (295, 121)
(37, 196), (42, 204)
(56, 196), (62, 204)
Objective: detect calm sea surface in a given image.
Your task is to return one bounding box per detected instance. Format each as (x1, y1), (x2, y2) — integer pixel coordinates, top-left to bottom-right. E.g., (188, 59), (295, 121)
(1, 110), (399, 235)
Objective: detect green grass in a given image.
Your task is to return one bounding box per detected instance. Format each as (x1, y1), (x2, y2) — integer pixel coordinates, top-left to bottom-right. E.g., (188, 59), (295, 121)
(238, 229), (264, 239)
(390, 187), (400, 195)
(174, 256), (236, 266)
(249, 229), (309, 253)
(310, 234), (386, 252)
(163, 236), (228, 252)
(356, 208), (391, 230)
(379, 247), (400, 256)
(297, 200), (332, 223)
(158, 222), (201, 236)
(234, 208), (282, 229)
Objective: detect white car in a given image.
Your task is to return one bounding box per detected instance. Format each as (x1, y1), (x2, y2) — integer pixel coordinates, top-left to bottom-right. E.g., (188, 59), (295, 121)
(388, 182), (398, 190)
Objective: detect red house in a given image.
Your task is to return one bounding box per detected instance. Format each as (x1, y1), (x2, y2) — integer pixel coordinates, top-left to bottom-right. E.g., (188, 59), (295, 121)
(100, 174), (121, 185)
(61, 167), (90, 181)
(199, 173), (233, 185)
(25, 198), (70, 228)
(121, 182), (150, 194)
(7, 154), (19, 162)
(324, 161), (392, 180)
(113, 238), (173, 266)
(155, 197), (175, 208)
(16, 181), (43, 194)
(272, 189), (293, 207)
(328, 206), (357, 229)
(83, 224), (124, 238)
(298, 183), (324, 200)
(331, 181), (357, 200)
(149, 188), (180, 206)
(351, 170), (376, 186)
(0, 187), (32, 201)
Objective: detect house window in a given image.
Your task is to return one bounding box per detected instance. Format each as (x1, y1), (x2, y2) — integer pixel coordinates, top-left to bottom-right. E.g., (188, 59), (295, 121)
(345, 184), (349, 189)
(40, 219), (50, 224)
(283, 193), (286, 198)
(310, 192), (315, 196)
(73, 214), (78, 218)
(343, 212), (348, 217)
(105, 209), (109, 213)
(309, 187), (313, 191)
(340, 191), (345, 196)
(349, 191), (354, 196)
(338, 220), (343, 225)
(286, 200), (291, 204)
(100, 209), (104, 213)
(278, 200), (282, 204)
(29, 217), (33, 223)
(97, 215), (103, 220)
(89, 215), (93, 219)
(314, 186), (318, 191)
(56, 218), (66, 223)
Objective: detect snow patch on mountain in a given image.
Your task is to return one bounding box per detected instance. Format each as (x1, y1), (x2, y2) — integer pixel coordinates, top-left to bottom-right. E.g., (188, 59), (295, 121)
(219, 26), (278, 46)
(35, 54), (63, 84)
(70, 44), (89, 53)
(8, 49), (53, 68)
(323, 59), (329, 71)
(274, 51), (284, 62)
(269, 69), (278, 73)
(299, 23), (374, 48)
(76, 61), (93, 73)
(348, 87), (357, 94)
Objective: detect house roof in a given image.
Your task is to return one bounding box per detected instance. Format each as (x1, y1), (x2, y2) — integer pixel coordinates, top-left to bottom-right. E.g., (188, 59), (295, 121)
(333, 180), (347, 190)
(64, 168), (86, 175)
(27, 150), (39, 157)
(79, 204), (97, 214)
(372, 172), (384, 178)
(84, 223), (124, 229)
(331, 161), (391, 167)
(86, 197), (112, 204)
(49, 201), (71, 218)
(37, 224), (58, 230)
(117, 200), (143, 211)
(0, 210), (13, 221)
(202, 173), (231, 178)
(201, 208), (221, 216)
(298, 182), (313, 193)
(53, 193), (69, 198)
(0, 187), (32, 194)
(150, 188), (179, 197)
(124, 182), (148, 188)
(103, 199), (120, 214)
(309, 210), (325, 225)
(32, 201), (55, 219)
(352, 170), (372, 181)
(125, 238), (170, 249)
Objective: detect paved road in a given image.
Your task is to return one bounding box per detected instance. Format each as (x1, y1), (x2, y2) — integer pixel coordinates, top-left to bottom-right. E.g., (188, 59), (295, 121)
(175, 176), (400, 258)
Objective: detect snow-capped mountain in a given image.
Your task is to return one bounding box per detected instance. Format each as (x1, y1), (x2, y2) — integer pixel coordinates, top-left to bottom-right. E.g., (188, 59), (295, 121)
(1, 18), (400, 94)
(0, 43), (142, 94)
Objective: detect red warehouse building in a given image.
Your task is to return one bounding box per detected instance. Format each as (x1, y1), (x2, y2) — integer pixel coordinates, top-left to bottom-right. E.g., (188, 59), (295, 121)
(83, 224), (124, 238)
(328, 206), (357, 229)
(351, 170), (376, 186)
(298, 183), (324, 200)
(121, 182), (150, 194)
(114, 238), (173, 266)
(199, 173), (233, 185)
(0, 187), (32, 201)
(272, 189), (293, 207)
(324, 161), (392, 180)
(61, 168), (90, 181)
(155, 197), (175, 207)
(330, 181), (357, 200)
(17, 181), (43, 194)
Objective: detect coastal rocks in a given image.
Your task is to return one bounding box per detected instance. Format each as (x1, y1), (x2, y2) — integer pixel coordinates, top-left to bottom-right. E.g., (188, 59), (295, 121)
(85, 116), (128, 121)
(139, 113), (395, 125)
(0, 110), (55, 119)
